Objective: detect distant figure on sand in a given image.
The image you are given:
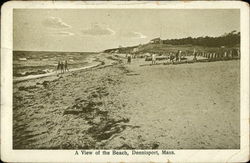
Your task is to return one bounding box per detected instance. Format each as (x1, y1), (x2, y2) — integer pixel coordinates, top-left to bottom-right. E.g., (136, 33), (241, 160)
(175, 51), (179, 62)
(64, 60), (69, 72)
(193, 50), (197, 61)
(179, 51), (182, 62)
(152, 54), (156, 65)
(60, 61), (64, 73)
(170, 53), (175, 64)
(56, 61), (61, 73)
(127, 54), (132, 64)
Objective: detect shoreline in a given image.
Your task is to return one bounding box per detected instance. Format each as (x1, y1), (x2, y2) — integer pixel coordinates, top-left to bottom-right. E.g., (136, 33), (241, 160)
(13, 53), (117, 83)
(13, 61), (102, 82)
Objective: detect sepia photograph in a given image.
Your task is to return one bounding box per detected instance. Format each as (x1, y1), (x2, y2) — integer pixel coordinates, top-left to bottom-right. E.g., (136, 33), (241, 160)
(1, 1), (249, 162)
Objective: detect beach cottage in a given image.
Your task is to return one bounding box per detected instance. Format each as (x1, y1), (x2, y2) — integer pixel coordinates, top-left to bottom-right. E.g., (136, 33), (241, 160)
(150, 38), (163, 44)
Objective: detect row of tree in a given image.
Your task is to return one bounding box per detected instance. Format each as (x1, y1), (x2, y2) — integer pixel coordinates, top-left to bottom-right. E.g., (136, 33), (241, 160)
(162, 30), (240, 47)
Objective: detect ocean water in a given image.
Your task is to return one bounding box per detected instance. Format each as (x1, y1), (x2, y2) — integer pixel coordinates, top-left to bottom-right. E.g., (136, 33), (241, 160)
(13, 51), (97, 77)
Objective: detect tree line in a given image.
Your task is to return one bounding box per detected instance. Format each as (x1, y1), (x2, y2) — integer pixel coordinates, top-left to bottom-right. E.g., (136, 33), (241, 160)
(162, 30), (240, 47)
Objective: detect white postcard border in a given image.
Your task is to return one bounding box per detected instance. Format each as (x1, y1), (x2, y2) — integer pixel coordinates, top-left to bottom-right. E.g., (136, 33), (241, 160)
(1, 1), (249, 162)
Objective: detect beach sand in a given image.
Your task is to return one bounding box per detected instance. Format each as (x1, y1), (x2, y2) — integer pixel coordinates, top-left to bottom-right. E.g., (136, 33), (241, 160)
(13, 54), (240, 149)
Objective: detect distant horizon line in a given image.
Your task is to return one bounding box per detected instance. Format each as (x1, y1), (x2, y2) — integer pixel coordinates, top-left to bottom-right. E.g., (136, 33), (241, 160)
(13, 49), (100, 53)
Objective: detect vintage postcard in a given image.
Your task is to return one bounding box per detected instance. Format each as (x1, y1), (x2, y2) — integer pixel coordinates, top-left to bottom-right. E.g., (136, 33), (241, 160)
(1, 1), (249, 162)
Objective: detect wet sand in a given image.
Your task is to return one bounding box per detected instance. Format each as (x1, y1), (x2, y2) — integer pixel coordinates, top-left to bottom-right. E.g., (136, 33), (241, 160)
(13, 54), (240, 149)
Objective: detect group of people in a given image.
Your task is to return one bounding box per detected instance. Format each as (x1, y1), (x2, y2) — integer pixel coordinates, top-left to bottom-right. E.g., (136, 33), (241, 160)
(169, 50), (183, 63)
(127, 53), (157, 65)
(125, 49), (194, 65)
(125, 48), (239, 66)
(56, 60), (69, 74)
(152, 51), (184, 65)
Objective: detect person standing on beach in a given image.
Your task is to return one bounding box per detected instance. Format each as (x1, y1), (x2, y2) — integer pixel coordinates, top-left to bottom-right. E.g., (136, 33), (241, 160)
(152, 53), (156, 65)
(170, 53), (175, 64)
(193, 49), (197, 61)
(56, 61), (61, 74)
(127, 54), (132, 64)
(179, 51), (182, 62)
(61, 61), (64, 73)
(175, 51), (179, 62)
(64, 60), (69, 72)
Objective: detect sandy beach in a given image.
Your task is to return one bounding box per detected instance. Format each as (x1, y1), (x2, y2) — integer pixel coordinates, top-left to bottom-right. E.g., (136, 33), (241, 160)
(13, 54), (240, 149)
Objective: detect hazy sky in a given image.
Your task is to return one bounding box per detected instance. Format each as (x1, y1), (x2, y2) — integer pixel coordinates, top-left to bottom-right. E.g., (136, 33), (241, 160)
(14, 9), (240, 52)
